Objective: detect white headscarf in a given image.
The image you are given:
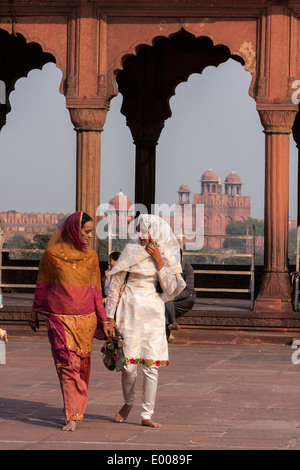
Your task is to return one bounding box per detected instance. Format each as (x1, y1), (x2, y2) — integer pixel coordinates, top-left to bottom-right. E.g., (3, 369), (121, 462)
(108, 214), (182, 277)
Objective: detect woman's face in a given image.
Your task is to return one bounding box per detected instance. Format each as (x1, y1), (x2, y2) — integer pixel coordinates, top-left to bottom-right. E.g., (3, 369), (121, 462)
(109, 257), (117, 269)
(79, 221), (94, 245)
(136, 224), (151, 246)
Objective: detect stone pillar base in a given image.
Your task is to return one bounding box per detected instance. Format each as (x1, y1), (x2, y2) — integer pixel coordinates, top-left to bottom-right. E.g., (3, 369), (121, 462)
(254, 271), (293, 313)
(254, 298), (293, 313)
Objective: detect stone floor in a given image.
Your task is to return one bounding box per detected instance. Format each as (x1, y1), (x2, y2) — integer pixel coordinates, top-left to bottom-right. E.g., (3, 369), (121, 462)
(1, 335), (300, 451)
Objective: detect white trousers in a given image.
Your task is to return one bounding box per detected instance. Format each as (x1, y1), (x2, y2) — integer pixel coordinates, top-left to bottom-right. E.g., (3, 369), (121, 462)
(122, 363), (159, 420)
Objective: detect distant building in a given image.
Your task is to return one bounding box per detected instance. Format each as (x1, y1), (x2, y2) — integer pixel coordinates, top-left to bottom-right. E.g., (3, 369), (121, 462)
(105, 174), (251, 250)
(0, 211), (68, 241)
(107, 191), (134, 231)
(1, 182), (296, 255)
(176, 169), (251, 248)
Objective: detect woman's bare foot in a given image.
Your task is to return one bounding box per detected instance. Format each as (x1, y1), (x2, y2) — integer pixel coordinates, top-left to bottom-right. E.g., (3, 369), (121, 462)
(142, 419), (162, 428)
(115, 404), (133, 423)
(62, 420), (77, 431)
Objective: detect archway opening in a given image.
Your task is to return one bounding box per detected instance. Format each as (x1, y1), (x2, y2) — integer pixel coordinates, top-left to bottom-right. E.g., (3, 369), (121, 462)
(157, 59), (265, 260)
(116, 29), (245, 214)
(0, 29), (55, 129)
(291, 107), (300, 268)
(0, 63), (75, 214)
(0, 30), (75, 248)
(113, 30), (265, 254)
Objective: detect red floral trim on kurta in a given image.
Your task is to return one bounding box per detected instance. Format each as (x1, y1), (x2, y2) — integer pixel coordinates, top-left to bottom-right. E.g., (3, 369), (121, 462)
(126, 357), (169, 367)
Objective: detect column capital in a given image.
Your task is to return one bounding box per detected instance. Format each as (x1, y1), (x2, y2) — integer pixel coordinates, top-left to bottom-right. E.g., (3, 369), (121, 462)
(67, 99), (110, 131)
(256, 101), (298, 134)
(127, 120), (165, 145)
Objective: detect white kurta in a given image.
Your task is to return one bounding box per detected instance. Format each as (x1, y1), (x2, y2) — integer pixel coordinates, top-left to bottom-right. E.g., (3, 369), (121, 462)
(105, 257), (179, 367)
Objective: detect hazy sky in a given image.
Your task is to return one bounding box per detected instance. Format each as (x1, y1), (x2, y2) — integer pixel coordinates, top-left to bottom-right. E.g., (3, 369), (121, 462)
(0, 59), (298, 220)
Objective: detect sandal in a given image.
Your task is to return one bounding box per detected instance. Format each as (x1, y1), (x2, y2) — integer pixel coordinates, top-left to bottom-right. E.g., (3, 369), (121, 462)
(168, 321), (180, 331)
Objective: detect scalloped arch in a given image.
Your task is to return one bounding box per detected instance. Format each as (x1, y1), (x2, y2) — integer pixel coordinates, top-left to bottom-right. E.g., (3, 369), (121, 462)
(108, 26), (255, 102)
(9, 26), (66, 92)
(0, 28), (56, 120)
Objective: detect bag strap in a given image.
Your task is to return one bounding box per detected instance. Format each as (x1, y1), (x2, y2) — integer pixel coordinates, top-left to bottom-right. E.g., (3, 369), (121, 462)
(114, 271), (130, 319)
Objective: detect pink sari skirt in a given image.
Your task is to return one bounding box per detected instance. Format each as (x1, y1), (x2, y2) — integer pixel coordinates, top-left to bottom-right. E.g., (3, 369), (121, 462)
(45, 312), (98, 423)
(56, 350), (91, 422)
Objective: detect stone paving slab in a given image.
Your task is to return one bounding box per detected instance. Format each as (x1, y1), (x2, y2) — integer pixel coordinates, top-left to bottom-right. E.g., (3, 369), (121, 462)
(1, 336), (300, 452)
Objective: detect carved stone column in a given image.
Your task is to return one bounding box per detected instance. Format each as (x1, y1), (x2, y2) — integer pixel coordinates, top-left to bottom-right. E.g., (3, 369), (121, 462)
(254, 103), (298, 312)
(68, 101), (109, 250)
(127, 120), (164, 214)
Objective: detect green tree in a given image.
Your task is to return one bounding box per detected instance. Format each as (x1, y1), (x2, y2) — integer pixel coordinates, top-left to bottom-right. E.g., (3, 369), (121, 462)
(3, 234), (34, 260)
(223, 220), (247, 251)
(31, 233), (51, 250)
(222, 218), (263, 264)
(288, 228), (297, 265)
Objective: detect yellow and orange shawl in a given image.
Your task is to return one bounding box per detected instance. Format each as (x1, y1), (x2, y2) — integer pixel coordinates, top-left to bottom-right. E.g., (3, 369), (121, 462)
(32, 212), (108, 364)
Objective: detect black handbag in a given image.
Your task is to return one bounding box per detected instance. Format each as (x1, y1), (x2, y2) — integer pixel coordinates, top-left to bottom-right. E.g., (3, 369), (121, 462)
(102, 272), (129, 372)
(102, 330), (126, 372)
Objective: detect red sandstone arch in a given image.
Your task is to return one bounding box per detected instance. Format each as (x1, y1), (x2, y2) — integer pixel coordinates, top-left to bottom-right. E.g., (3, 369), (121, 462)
(106, 25), (256, 102)
(0, 29), (56, 128)
(116, 29), (248, 123)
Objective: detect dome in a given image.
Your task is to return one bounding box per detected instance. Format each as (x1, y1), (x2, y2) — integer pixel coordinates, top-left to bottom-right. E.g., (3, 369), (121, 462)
(200, 168), (219, 182)
(109, 191), (133, 211)
(178, 183), (191, 193)
(225, 171), (242, 184)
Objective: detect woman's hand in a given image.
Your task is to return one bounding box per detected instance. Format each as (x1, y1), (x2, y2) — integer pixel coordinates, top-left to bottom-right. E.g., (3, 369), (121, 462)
(146, 239), (164, 271)
(28, 310), (39, 332)
(103, 318), (118, 339)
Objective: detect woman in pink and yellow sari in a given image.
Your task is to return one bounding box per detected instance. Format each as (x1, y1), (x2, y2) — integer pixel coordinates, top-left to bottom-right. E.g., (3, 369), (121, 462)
(29, 211), (115, 431)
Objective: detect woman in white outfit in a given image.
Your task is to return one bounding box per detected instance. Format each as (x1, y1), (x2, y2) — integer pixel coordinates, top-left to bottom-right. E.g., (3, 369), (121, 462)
(105, 214), (185, 428)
